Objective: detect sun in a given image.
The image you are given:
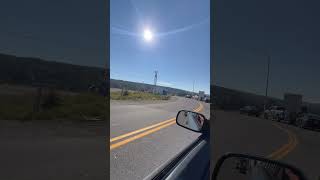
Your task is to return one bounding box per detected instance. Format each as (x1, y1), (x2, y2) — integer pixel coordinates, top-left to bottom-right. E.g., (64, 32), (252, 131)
(143, 28), (153, 42)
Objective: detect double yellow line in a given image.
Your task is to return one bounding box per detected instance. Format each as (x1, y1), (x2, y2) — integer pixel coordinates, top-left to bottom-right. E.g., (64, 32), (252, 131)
(267, 123), (299, 160)
(110, 103), (298, 161)
(110, 102), (204, 150)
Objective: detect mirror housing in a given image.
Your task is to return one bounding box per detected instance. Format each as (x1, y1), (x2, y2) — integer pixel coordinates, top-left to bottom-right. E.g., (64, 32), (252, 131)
(212, 153), (306, 180)
(176, 110), (207, 133)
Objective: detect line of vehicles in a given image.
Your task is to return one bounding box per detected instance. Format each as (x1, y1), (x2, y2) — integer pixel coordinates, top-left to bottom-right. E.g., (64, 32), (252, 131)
(240, 93), (320, 131)
(146, 109), (309, 180)
(185, 91), (210, 103)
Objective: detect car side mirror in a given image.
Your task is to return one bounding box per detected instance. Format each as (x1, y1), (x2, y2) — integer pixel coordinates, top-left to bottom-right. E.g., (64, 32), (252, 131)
(212, 153), (306, 180)
(176, 110), (206, 132)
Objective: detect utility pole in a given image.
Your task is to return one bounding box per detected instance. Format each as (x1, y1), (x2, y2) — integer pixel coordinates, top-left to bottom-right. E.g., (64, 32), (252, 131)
(154, 71), (158, 94)
(142, 81), (144, 92)
(193, 80), (195, 97)
(264, 55), (271, 111)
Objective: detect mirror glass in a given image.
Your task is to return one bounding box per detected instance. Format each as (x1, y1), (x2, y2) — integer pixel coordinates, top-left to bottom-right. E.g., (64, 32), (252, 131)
(176, 110), (205, 132)
(215, 156), (302, 180)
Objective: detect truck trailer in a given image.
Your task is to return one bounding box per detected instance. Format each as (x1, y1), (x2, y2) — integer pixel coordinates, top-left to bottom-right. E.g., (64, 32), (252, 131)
(199, 91), (205, 101)
(283, 93), (302, 124)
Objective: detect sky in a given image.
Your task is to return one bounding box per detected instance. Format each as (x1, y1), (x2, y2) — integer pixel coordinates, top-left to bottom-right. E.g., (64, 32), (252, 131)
(110, 0), (210, 94)
(0, 0), (107, 68)
(213, 0), (320, 103)
(4, 0), (318, 102)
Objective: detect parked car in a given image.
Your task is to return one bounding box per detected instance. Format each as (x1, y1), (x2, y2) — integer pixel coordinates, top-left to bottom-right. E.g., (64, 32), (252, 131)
(264, 106), (286, 121)
(185, 95), (191, 98)
(239, 106), (261, 117)
(295, 113), (320, 131)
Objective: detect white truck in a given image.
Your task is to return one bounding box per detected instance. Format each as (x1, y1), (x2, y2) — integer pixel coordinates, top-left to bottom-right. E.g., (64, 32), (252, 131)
(264, 93), (302, 124)
(199, 91), (205, 101)
(264, 105), (286, 121)
(282, 93), (302, 124)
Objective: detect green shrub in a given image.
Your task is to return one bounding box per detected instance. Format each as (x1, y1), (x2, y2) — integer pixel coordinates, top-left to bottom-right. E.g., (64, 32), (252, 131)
(122, 90), (129, 96)
(110, 91), (171, 101)
(41, 90), (61, 109)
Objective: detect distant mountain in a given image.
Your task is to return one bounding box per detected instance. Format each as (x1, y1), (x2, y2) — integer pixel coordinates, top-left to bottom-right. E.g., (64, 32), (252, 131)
(0, 53), (106, 92)
(110, 78), (320, 113)
(2, 53), (319, 114)
(212, 85), (320, 114)
(110, 79), (193, 96)
(211, 85), (281, 109)
(110, 78), (283, 109)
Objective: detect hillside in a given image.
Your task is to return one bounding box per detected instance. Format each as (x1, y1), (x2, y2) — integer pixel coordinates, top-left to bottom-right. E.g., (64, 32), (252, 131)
(212, 85), (320, 114)
(110, 79), (194, 96)
(211, 85), (282, 109)
(0, 53), (106, 92)
(1, 53), (319, 114)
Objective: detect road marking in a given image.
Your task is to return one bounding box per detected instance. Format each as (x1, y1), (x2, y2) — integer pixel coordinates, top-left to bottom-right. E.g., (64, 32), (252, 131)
(275, 138), (298, 160)
(267, 123), (298, 160)
(110, 118), (175, 143)
(110, 121), (176, 150)
(274, 128), (298, 160)
(111, 103), (298, 160)
(110, 102), (202, 143)
(110, 102), (204, 150)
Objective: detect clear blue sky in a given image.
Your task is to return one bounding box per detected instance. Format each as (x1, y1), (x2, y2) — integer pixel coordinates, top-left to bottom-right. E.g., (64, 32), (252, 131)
(213, 0), (320, 103)
(110, 0), (210, 94)
(0, 0), (106, 68)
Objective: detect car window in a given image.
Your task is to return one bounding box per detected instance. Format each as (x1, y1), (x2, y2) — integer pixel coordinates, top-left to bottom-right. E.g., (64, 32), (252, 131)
(0, 1), (108, 179)
(212, 1), (320, 180)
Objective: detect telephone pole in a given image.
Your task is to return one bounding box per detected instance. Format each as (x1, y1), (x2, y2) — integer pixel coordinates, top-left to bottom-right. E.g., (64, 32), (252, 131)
(154, 71), (158, 94)
(264, 55), (271, 111)
(193, 80), (195, 96)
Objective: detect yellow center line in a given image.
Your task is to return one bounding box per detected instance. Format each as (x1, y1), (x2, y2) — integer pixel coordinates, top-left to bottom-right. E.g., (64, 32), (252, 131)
(110, 121), (176, 150)
(111, 101), (298, 160)
(267, 123), (298, 160)
(110, 102), (203, 150)
(274, 129), (298, 160)
(110, 118), (175, 143)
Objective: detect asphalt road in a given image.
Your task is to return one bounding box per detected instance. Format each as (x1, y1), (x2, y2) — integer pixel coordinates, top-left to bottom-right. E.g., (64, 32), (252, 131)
(110, 98), (319, 180)
(0, 120), (107, 180)
(211, 110), (320, 180)
(1, 99), (317, 180)
(110, 97), (210, 180)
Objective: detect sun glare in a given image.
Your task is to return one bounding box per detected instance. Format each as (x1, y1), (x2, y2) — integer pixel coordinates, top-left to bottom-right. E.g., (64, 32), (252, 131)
(143, 28), (153, 42)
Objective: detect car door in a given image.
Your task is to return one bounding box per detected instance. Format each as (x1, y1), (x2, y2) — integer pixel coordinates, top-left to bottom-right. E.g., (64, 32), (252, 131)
(144, 135), (210, 180)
